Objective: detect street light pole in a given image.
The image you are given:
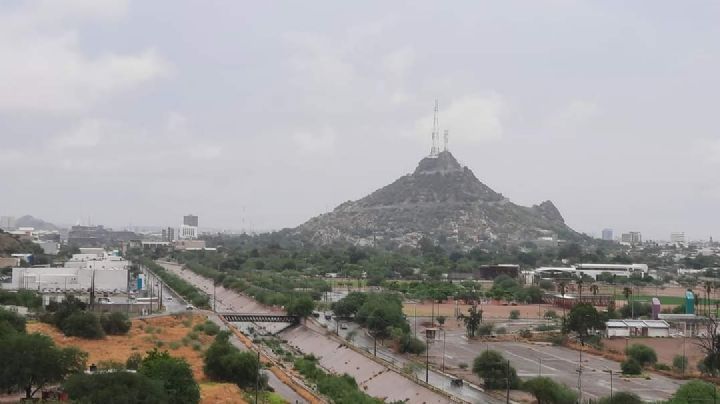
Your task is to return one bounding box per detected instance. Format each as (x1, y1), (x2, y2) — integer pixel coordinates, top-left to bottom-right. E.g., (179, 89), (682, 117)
(442, 330), (446, 373)
(255, 350), (260, 404)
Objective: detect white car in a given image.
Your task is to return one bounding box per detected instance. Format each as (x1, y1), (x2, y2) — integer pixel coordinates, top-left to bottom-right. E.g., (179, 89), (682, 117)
(186, 305), (195, 311)
(165, 296), (173, 301)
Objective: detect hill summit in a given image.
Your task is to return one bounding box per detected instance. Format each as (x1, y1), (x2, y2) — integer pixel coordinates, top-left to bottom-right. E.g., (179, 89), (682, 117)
(294, 151), (580, 248)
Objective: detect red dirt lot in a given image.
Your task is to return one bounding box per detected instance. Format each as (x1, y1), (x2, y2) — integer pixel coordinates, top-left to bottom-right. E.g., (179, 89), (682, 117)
(603, 337), (705, 373)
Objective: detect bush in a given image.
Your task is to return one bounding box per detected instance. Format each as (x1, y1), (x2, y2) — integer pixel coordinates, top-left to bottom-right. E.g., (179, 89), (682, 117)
(458, 362), (468, 370)
(478, 323), (494, 336)
(396, 333), (426, 355)
(654, 363), (671, 371)
(202, 321), (221, 336)
(139, 349), (200, 404)
(669, 380), (718, 404)
(204, 332), (266, 389)
(496, 327), (507, 335)
(598, 391), (642, 404)
(97, 360), (125, 371)
(126, 353), (143, 370)
(625, 344), (657, 367)
(0, 307), (26, 335)
(509, 310), (520, 320)
(64, 372), (167, 403)
(519, 329), (533, 339)
(62, 311), (105, 339)
(523, 376), (577, 404)
(472, 350), (520, 390)
(100, 312), (131, 335)
(544, 310), (558, 319)
(621, 359), (642, 375)
(672, 355), (688, 372)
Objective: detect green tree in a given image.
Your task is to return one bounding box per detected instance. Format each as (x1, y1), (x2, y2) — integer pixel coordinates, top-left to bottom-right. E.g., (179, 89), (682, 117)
(126, 352), (143, 370)
(332, 292), (368, 318)
(0, 332), (87, 399)
(669, 380), (718, 404)
(62, 311), (105, 339)
(458, 304), (483, 337)
(0, 307), (26, 335)
(625, 344), (657, 367)
(139, 349), (200, 404)
(100, 312), (131, 335)
(204, 332), (266, 389)
(564, 303), (605, 338)
(620, 359), (642, 375)
(522, 376), (577, 404)
(472, 350), (519, 390)
(64, 372), (168, 404)
(509, 310), (520, 320)
(286, 294), (315, 319)
(598, 391), (642, 404)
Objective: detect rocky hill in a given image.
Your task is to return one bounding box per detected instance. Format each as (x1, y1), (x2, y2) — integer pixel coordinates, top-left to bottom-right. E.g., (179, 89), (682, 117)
(15, 215), (58, 231)
(294, 151), (581, 248)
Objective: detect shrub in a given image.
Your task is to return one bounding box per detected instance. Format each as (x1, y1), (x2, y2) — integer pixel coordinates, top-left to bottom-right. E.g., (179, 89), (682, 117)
(64, 372), (167, 403)
(509, 310), (520, 320)
(625, 344), (657, 367)
(126, 353), (143, 370)
(654, 363), (671, 371)
(472, 350), (520, 390)
(598, 391), (642, 404)
(519, 329), (533, 339)
(169, 341), (181, 350)
(193, 324), (204, 332)
(203, 321), (221, 336)
(621, 359), (642, 375)
(97, 360), (125, 371)
(544, 310), (558, 319)
(62, 311), (105, 339)
(204, 333), (266, 389)
(100, 312), (131, 335)
(0, 307), (26, 335)
(549, 334), (566, 346)
(672, 355), (688, 372)
(396, 333), (426, 355)
(188, 331), (200, 340)
(536, 324), (557, 332)
(139, 349), (200, 404)
(669, 380), (718, 404)
(523, 376), (577, 404)
(458, 362), (468, 370)
(496, 327), (507, 335)
(478, 323), (494, 336)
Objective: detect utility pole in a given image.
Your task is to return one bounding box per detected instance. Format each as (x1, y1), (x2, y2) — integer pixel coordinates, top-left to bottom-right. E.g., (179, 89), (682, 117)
(578, 340), (583, 403)
(255, 350), (260, 404)
(506, 359), (511, 404)
(442, 330), (446, 372)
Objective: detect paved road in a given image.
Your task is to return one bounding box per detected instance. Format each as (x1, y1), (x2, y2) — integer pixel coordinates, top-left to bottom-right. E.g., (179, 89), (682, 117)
(316, 318), (503, 404)
(438, 329), (685, 402)
(157, 260), (455, 404)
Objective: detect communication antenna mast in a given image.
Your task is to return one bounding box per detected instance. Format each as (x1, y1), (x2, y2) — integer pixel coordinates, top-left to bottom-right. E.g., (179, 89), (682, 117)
(430, 99), (440, 156)
(443, 129), (449, 152)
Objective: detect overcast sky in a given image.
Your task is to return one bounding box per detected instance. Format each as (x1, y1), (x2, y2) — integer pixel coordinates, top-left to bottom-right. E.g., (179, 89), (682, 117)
(1, 0), (719, 241)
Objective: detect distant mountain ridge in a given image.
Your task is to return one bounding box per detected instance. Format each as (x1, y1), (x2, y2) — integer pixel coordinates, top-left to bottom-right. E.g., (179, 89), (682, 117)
(15, 215), (59, 231)
(294, 151), (581, 248)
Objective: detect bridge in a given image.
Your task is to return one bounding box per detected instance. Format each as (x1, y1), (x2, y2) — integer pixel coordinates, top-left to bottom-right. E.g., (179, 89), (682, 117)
(220, 313), (300, 324)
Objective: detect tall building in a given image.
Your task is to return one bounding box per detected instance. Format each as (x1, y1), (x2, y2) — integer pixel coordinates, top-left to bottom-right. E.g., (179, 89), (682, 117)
(671, 232), (685, 244)
(183, 214), (199, 227)
(602, 228), (613, 241)
(166, 227), (175, 242)
(621, 231), (642, 244)
(0, 216), (16, 230)
(179, 215), (198, 240)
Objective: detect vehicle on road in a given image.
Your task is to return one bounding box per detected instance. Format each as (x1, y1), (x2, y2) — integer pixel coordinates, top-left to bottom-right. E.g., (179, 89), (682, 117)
(340, 323), (348, 330)
(186, 305), (195, 311)
(165, 296), (173, 301)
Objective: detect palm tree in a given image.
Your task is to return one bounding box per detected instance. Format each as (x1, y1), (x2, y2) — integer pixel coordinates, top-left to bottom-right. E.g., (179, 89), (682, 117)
(705, 281), (713, 316)
(558, 281), (568, 318)
(577, 279), (584, 300)
(590, 284), (599, 296)
(623, 287), (633, 318)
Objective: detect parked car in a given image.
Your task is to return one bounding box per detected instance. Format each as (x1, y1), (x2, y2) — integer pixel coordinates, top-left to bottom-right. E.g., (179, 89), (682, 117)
(186, 305), (195, 311)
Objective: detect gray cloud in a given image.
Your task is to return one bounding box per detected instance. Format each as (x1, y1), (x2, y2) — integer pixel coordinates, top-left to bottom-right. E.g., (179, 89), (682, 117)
(1, 0), (720, 241)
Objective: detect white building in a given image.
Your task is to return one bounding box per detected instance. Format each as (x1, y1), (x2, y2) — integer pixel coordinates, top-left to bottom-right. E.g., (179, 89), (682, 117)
(178, 224), (198, 240)
(621, 232), (642, 244)
(606, 320), (670, 337)
(532, 263), (649, 281)
(671, 232), (686, 244)
(6, 266), (128, 292)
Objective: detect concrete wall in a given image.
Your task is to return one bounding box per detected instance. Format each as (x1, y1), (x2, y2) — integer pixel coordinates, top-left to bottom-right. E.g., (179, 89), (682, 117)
(10, 267), (128, 292)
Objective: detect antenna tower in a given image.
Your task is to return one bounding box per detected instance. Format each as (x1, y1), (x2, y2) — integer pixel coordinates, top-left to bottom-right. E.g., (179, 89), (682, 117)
(430, 99), (440, 156)
(443, 129), (449, 152)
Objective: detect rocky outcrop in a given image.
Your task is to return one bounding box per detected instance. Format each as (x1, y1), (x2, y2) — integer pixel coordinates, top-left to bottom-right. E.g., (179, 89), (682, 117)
(294, 151), (580, 248)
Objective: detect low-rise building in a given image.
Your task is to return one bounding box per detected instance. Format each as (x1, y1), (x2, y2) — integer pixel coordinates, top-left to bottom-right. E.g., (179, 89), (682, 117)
(606, 319), (670, 337)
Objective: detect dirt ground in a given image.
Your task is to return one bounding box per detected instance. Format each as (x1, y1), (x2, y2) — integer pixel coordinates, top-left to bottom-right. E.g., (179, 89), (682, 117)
(27, 314), (248, 404)
(603, 337), (705, 372)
